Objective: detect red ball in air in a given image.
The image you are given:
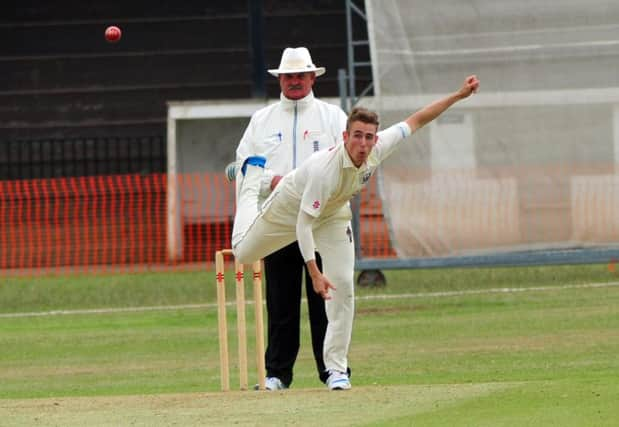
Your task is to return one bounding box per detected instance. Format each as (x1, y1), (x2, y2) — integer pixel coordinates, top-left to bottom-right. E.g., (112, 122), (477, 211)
(105, 26), (122, 43)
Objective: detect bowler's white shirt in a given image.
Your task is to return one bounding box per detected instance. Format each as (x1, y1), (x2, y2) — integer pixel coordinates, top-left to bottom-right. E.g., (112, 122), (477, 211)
(269, 121), (412, 222)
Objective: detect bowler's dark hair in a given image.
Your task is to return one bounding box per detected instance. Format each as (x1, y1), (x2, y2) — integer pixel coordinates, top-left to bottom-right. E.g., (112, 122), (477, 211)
(346, 107), (380, 132)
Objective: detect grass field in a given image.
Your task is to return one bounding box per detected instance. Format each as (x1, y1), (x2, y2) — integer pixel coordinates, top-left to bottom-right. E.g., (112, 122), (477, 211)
(1, 264), (618, 426)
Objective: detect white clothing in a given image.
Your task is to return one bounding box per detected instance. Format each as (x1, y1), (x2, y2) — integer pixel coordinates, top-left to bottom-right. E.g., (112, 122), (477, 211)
(296, 211), (316, 262)
(233, 89), (349, 375)
(232, 121), (412, 372)
(236, 91), (347, 199)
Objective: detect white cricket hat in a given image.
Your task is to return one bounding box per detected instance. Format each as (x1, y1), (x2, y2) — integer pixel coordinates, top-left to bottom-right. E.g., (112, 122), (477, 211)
(268, 47), (326, 77)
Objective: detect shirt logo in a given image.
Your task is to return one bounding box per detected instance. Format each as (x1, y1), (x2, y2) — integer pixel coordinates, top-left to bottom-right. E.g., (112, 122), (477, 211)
(312, 140), (320, 152)
(361, 170), (372, 184)
(312, 200), (321, 209)
(269, 132), (283, 142)
(303, 129), (321, 140)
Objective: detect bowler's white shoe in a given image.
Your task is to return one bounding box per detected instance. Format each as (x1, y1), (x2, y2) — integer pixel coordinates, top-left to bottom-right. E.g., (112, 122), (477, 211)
(326, 370), (351, 390)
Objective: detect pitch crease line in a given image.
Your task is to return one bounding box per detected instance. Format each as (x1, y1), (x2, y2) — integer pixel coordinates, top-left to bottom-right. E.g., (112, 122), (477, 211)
(2, 281), (618, 319)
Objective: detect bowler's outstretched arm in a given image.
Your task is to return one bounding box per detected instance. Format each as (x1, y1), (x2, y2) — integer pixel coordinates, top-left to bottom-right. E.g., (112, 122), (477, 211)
(405, 75), (479, 132)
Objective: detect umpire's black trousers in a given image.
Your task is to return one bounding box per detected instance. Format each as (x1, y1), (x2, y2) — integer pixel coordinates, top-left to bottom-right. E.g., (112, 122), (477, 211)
(263, 241), (327, 386)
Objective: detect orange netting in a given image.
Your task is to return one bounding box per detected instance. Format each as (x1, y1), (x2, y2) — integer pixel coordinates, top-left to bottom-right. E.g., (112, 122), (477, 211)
(358, 176), (397, 259)
(0, 173), (393, 275)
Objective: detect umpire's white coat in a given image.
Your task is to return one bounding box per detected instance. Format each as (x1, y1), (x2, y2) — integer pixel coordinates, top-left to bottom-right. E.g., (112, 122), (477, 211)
(236, 91), (348, 200)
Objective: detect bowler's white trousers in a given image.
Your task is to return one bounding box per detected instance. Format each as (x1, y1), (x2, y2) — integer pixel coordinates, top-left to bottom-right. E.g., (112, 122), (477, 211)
(232, 165), (354, 374)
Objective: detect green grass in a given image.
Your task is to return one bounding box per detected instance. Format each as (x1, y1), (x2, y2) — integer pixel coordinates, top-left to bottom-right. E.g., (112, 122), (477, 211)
(1, 264), (618, 425)
(0, 271), (211, 313)
(1, 263), (616, 312)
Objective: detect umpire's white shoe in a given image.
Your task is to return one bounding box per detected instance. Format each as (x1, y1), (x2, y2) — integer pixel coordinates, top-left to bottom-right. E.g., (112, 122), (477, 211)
(254, 377), (287, 391)
(326, 370), (351, 390)
(265, 377), (287, 390)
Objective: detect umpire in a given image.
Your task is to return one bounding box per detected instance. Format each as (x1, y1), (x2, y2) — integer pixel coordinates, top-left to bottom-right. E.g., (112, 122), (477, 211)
(233, 47), (348, 390)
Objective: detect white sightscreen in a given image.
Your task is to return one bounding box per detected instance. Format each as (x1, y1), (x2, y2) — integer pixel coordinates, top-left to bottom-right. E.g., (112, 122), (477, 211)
(364, 0), (619, 258)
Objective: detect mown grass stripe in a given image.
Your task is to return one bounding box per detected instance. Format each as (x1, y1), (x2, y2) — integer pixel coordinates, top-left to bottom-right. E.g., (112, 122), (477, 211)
(2, 280), (618, 319)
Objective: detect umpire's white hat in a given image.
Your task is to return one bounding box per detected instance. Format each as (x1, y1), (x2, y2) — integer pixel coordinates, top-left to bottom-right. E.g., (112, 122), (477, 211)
(268, 47), (326, 77)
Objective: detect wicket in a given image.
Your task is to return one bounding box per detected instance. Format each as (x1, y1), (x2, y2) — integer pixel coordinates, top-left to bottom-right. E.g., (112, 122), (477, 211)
(215, 249), (266, 391)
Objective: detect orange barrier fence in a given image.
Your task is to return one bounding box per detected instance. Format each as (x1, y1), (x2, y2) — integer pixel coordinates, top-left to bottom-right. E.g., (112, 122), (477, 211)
(0, 173), (394, 274)
(358, 177), (397, 259)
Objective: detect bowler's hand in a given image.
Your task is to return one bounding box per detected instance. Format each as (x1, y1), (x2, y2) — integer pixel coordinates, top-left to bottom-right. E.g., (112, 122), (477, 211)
(458, 75), (480, 99)
(312, 273), (336, 300)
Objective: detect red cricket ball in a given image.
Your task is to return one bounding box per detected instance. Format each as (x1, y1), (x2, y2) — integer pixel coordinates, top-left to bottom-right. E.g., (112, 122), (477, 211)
(105, 26), (122, 43)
